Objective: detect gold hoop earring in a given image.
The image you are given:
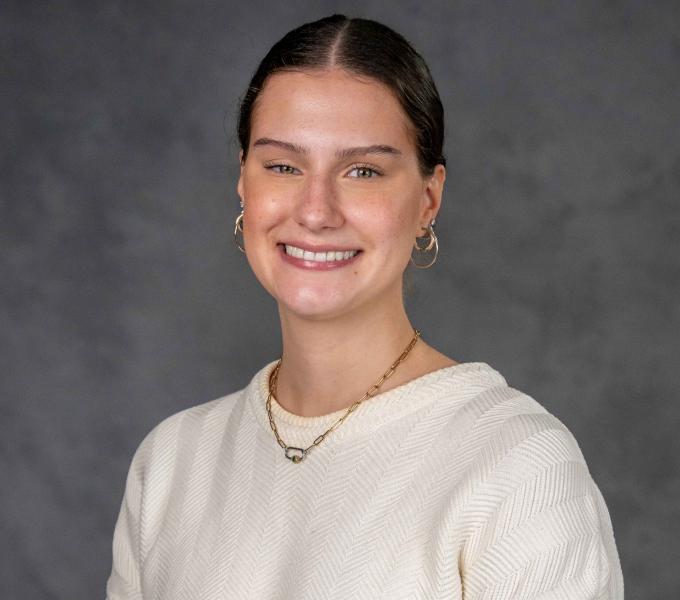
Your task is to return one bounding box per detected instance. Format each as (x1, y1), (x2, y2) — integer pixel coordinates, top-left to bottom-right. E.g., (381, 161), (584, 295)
(234, 210), (245, 253)
(410, 221), (438, 269)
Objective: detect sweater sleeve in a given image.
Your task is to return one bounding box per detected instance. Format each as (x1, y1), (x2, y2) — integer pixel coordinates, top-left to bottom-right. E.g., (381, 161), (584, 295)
(459, 410), (624, 600)
(105, 433), (151, 600)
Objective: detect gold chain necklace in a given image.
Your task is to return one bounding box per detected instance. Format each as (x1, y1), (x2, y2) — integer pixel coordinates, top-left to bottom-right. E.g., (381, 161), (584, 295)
(266, 328), (421, 463)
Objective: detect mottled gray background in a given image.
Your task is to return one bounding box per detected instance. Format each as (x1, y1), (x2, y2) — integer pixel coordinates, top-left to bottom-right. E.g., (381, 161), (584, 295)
(2, 0), (678, 597)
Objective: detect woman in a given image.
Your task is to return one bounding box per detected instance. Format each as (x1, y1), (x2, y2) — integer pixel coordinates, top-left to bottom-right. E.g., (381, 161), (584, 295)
(107, 15), (624, 599)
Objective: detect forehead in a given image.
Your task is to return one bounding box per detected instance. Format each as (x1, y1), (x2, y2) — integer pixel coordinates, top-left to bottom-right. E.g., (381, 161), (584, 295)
(249, 69), (416, 152)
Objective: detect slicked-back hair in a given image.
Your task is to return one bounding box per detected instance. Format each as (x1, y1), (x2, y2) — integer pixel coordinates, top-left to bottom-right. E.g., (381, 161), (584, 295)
(237, 14), (446, 176)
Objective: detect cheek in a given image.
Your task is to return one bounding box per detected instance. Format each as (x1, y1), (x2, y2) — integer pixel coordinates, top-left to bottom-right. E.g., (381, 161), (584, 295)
(242, 185), (286, 233)
(240, 168), (286, 224)
(355, 193), (420, 250)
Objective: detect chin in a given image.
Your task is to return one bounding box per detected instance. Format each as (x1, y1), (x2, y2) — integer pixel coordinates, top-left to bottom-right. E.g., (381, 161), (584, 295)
(275, 286), (356, 321)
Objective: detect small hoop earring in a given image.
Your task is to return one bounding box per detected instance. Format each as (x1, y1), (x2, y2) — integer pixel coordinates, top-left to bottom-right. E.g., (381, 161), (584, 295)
(234, 210), (245, 253)
(410, 221), (438, 269)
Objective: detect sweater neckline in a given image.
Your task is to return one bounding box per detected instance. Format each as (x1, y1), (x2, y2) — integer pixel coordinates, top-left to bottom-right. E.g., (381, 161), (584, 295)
(246, 360), (507, 447)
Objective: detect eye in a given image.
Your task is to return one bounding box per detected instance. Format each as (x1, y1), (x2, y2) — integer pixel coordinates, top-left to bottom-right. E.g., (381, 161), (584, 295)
(266, 163), (299, 175)
(347, 164), (382, 179)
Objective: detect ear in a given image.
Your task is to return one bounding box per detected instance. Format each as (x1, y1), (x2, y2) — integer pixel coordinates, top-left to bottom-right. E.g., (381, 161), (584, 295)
(418, 164), (446, 234)
(236, 149), (245, 202)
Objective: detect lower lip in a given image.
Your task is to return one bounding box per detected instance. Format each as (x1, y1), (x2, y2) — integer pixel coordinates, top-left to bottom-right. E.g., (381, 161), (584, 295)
(278, 245), (361, 270)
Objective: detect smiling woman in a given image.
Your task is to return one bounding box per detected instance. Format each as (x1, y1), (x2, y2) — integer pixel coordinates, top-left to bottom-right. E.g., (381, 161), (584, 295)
(106, 14), (624, 600)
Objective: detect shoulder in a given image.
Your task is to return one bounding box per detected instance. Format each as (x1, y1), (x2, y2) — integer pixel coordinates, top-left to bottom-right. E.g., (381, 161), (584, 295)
(450, 366), (589, 471)
(452, 376), (624, 597)
(128, 387), (245, 476)
(416, 362), (593, 492)
(439, 365), (601, 518)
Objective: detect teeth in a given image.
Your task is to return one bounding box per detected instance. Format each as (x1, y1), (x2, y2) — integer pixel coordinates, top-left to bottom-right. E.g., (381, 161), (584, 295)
(284, 245), (358, 262)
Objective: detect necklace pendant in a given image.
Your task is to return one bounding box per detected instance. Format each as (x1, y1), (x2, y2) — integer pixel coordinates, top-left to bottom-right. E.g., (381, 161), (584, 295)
(285, 446), (306, 463)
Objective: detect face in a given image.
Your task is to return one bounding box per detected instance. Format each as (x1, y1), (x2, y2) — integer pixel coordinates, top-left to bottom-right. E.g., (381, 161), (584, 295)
(237, 68), (445, 322)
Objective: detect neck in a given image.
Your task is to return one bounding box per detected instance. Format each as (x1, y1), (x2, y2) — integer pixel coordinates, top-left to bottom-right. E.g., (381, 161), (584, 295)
(273, 292), (447, 418)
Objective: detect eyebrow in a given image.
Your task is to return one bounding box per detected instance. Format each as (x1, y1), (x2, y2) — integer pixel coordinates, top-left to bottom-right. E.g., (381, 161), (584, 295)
(252, 137), (402, 158)
(253, 137), (308, 154)
(336, 144), (402, 159)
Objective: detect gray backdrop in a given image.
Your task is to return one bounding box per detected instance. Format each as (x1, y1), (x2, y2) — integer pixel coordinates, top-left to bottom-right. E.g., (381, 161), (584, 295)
(2, 1), (679, 598)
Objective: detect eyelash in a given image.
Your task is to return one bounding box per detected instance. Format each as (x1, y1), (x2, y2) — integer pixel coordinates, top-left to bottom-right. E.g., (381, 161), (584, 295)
(264, 162), (383, 178)
(265, 163), (298, 175)
(348, 164), (382, 178)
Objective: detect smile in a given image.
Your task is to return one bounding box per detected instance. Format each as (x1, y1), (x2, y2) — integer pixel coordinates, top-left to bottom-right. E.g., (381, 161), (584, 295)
(278, 243), (362, 270)
(283, 244), (359, 262)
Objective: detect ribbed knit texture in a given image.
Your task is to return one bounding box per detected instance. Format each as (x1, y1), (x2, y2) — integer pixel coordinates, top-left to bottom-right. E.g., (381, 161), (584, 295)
(106, 361), (624, 599)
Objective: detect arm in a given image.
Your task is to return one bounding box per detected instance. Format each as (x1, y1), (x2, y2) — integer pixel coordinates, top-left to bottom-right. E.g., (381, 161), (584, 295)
(105, 437), (149, 600)
(460, 413), (624, 599)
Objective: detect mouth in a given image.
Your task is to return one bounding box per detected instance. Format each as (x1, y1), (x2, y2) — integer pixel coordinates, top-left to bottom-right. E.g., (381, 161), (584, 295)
(277, 243), (362, 269)
(279, 243), (362, 263)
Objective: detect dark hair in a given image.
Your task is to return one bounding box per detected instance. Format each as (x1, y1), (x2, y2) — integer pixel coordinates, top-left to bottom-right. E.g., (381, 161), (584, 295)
(237, 14), (446, 176)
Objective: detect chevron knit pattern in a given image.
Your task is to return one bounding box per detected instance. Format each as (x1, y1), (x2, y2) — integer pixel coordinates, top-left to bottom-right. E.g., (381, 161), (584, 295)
(106, 361), (624, 599)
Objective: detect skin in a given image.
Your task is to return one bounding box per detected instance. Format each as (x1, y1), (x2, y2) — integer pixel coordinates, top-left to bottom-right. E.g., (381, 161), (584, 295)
(237, 68), (457, 417)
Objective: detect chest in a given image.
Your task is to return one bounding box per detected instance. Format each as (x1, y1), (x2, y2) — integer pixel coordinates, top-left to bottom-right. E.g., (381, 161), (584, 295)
(141, 426), (467, 599)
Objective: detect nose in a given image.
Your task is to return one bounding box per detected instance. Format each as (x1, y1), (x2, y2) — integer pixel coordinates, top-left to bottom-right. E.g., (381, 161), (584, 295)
(293, 174), (344, 232)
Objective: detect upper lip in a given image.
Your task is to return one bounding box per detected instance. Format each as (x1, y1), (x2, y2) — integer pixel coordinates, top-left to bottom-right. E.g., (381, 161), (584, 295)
(279, 241), (362, 253)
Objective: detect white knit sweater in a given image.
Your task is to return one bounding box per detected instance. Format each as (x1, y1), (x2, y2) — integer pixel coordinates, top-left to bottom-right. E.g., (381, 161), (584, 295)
(106, 361), (624, 599)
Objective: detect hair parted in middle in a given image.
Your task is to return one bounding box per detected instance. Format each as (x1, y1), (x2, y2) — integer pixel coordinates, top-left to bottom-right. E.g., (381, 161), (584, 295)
(237, 14), (446, 177)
